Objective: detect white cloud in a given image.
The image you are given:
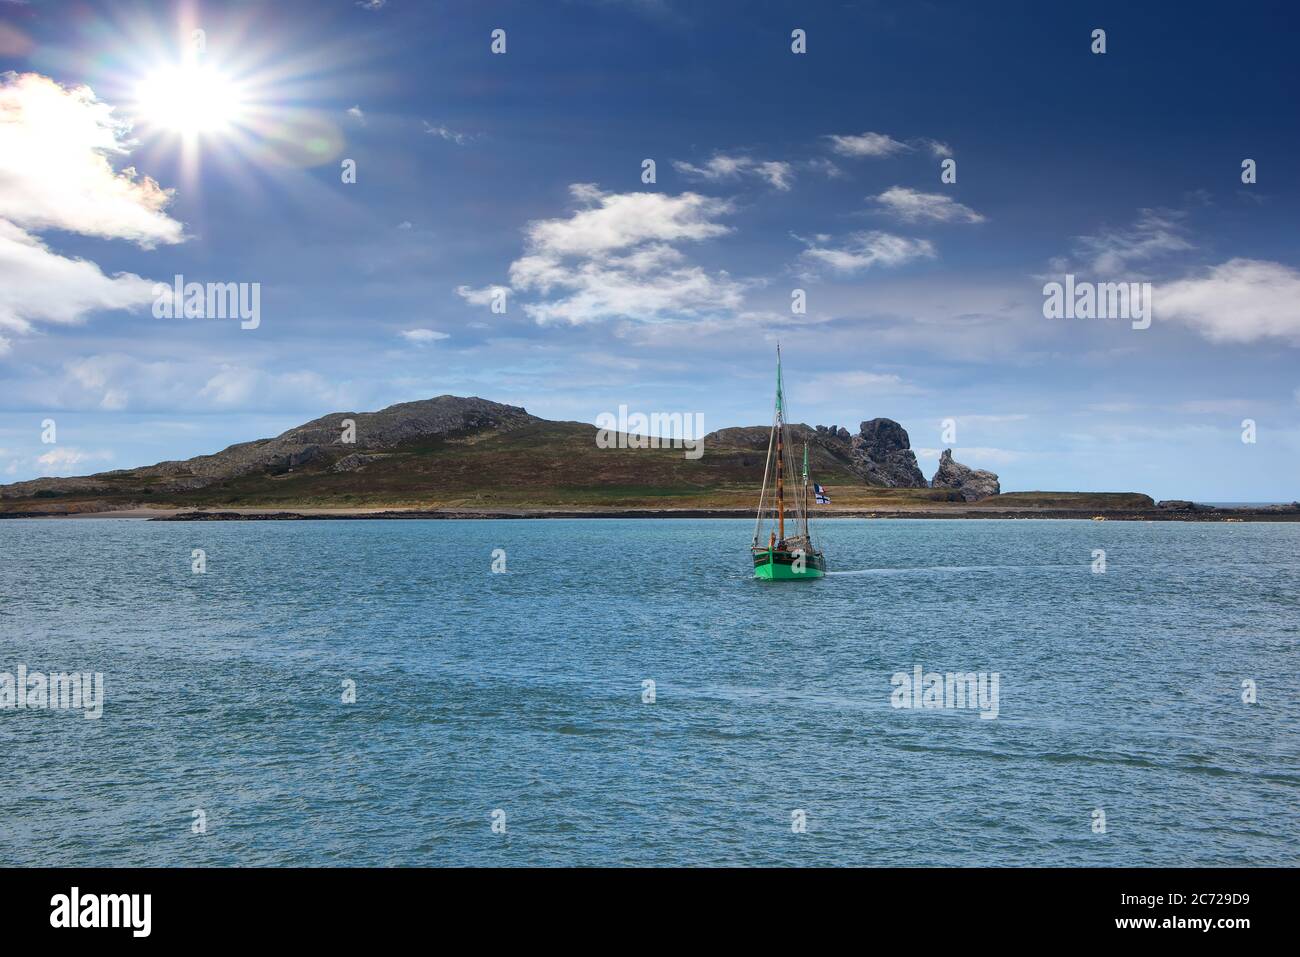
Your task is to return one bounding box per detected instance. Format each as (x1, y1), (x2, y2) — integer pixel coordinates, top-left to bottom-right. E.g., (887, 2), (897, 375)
(197, 366), (352, 409)
(346, 105), (365, 124)
(1070, 208), (1192, 274)
(754, 160), (794, 191)
(0, 72), (184, 246)
(1158, 259), (1300, 344)
(500, 185), (744, 325)
(39, 354), (355, 412)
(804, 157), (844, 179)
(919, 138), (952, 158)
(36, 446), (114, 471)
(423, 121), (468, 145)
(673, 154), (794, 191)
(456, 284), (509, 306)
(525, 184), (732, 259)
(400, 328), (449, 343)
(802, 371), (923, 395)
(797, 231), (935, 276)
(672, 154), (747, 181)
(871, 186), (984, 224)
(183, 372), (227, 405)
(825, 131), (909, 158)
(0, 219), (156, 334)
(0, 72), (183, 347)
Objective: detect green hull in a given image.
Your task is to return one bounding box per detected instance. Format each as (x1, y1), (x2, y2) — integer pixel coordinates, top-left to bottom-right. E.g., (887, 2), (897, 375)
(753, 548), (827, 580)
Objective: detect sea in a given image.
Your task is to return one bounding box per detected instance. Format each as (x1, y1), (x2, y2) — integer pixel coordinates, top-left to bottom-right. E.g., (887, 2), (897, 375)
(1, 517), (1296, 866)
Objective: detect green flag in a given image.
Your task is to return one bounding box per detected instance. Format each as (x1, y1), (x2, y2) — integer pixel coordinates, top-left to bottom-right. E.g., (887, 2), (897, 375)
(775, 349), (784, 414)
(802, 443), (808, 481)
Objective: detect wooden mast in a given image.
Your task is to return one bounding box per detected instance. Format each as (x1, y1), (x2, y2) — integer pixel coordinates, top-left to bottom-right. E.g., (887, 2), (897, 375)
(803, 442), (810, 541)
(776, 345), (784, 544)
(776, 417), (785, 543)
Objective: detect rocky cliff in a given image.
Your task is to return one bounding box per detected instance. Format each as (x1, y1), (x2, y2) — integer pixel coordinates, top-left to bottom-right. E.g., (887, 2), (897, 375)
(852, 419), (928, 488)
(812, 418), (926, 487)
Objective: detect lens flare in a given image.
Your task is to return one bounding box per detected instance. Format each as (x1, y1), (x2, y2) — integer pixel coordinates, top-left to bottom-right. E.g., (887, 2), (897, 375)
(133, 61), (247, 135)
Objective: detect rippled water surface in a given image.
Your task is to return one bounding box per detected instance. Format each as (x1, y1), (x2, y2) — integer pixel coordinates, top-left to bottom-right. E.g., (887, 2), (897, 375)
(1, 518), (1296, 866)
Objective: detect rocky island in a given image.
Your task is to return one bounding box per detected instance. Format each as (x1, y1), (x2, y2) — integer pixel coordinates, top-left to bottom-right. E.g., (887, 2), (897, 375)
(0, 395), (1294, 521)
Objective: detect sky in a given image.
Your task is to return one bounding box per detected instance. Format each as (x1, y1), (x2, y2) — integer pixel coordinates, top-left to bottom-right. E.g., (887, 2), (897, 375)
(0, 0), (1297, 500)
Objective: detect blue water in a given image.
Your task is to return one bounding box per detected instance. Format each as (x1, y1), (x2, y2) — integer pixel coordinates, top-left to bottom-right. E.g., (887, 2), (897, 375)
(1, 518), (1296, 866)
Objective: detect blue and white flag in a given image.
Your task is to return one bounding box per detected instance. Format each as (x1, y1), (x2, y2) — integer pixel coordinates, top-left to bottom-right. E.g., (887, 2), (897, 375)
(814, 483), (830, 504)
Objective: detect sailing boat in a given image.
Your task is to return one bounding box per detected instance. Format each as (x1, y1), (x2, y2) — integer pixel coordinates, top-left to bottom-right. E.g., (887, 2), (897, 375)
(751, 346), (827, 580)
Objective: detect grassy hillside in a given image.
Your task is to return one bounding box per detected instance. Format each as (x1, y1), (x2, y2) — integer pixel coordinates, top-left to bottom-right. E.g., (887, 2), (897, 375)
(1, 420), (884, 512)
(104, 421), (958, 510)
(0, 408), (1167, 516)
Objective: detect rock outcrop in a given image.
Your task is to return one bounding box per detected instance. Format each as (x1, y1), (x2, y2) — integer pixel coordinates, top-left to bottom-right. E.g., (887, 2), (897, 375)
(929, 449), (1000, 501)
(1155, 500), (1214, 512)
(849, 418), (927, 488)
(930, 449), (998, 504)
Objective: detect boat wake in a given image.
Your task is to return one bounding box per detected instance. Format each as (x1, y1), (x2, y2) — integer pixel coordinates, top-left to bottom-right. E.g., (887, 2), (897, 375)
(827, 564), (1082, 576)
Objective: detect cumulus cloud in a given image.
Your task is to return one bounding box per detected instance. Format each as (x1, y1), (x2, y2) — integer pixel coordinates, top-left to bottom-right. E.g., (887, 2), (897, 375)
(490, 184), (744, 325)
(825, 131), (909, 158)
(0, 72), (184, 346)
(0, 219), (156, 334)
(346, 105), (365, 124)
(525, 184), (731, 258)
(673, 153), (794, 191)
(0, 73), (184, 246)
(797, 231), (935, 276)
(871, 186), (984, 224)
(1158, 259), (1300, 344)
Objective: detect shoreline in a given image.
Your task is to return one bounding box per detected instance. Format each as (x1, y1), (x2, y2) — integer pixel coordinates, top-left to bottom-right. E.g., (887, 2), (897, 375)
(3, 505), (1297, 522)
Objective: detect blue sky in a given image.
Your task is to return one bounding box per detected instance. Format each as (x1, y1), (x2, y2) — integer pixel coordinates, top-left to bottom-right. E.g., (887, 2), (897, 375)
(1, 0), (1297, 499)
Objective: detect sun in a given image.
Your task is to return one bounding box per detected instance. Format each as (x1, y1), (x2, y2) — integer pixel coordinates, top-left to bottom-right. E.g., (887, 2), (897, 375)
(133, 60), (248, 136)
(84, 10), (358, 193)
